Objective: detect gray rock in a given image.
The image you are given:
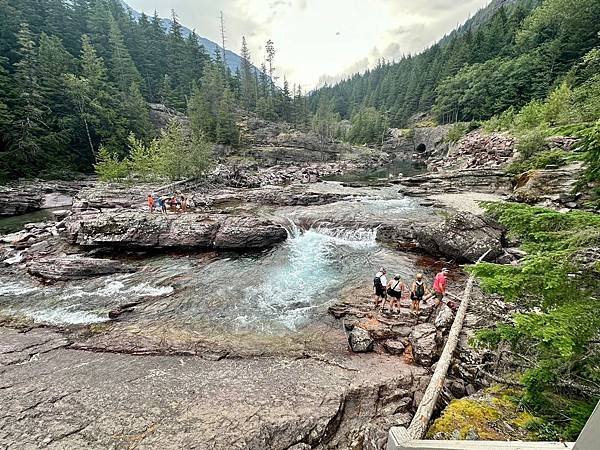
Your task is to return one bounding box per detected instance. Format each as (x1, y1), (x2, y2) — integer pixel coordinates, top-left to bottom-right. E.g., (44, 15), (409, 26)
(348, 327), (374, 353)
(415, 211), (504, 263)
(383, 339), (405, 355)
(409, 323), (438, 366)
(27, 256), (136, 281)
(434, 305), (455, 329)
(65, 212), (287, 250)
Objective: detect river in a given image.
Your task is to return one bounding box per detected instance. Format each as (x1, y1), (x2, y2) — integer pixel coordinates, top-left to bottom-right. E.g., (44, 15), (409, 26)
(0, 175), (437, 354)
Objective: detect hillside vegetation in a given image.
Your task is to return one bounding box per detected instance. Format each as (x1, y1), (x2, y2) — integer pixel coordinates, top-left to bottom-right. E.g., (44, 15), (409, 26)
(0, 0), (309, 181)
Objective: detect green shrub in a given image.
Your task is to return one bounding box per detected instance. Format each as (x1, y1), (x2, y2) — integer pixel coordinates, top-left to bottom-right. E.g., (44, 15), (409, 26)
(445, 122), (468, 143)
(483, 107), (517, 132)
(94, 146), (129, 182)
(507, 149), (571, 174)
(470, 203), (600, 439)
(516, 129), (549, 158)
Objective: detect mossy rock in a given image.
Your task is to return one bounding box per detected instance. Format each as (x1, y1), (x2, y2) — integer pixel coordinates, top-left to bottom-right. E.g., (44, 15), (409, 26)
(427, 385), (542, 441)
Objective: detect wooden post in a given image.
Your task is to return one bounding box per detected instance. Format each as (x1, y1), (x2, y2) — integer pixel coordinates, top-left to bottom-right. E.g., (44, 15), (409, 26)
(406, 249), (491, 439)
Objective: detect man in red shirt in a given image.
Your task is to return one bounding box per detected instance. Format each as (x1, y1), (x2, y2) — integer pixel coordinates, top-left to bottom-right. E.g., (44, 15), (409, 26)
(433, 267), (449, 307)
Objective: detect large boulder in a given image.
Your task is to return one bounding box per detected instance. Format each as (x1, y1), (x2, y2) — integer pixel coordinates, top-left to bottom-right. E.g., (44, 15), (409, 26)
(510, 163), (584, 207)
(65, 212), (287, 250)
(27, 256), (135, 281)
(409, 323), (438, 366)
(348, 327), (374, 353)
(0, 187), (42, 217)
(415, 211), (504, 263)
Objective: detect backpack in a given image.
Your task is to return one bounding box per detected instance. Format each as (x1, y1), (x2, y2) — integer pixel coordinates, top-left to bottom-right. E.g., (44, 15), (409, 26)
(373, 275), (383, 290)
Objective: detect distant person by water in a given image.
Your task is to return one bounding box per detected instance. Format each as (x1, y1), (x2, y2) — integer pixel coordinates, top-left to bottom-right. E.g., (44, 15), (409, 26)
(147, 194), (155, 213)
(157, 196), (167, 215)
(373, 267), (387, 307)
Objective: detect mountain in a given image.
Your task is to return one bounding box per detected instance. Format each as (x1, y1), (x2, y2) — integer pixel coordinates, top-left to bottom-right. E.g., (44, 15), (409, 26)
(308, 0), (599, 127)
(121, 1), (247, 73)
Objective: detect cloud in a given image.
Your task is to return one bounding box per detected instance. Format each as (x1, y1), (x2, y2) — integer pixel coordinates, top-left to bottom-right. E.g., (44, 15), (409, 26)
(126, 0), (490, 89)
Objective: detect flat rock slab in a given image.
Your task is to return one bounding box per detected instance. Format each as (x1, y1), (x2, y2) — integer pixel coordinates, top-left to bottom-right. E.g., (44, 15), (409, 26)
(27, 255), (136, 281)
(65, 212), (288, 250)
(0, 327), (427, 449)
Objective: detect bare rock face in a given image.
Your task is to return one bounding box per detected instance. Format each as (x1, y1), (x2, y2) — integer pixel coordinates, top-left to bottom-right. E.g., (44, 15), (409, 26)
(510, 163), (584, 207)
(0, 187), (42, 217)
(397, 169), (513, 196)
(415, 211), (504, 263)
(65, 212), (287, 250)
(409, 323), (438, 366)
(432, 131), (516, 171)
(434, 305), (455, 329)
(27, 256), (135, 281)
(348, 327), (374, 353)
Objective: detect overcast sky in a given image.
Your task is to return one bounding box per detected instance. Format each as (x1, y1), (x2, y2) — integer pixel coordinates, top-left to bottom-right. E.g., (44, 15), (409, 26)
(126, 0), (491, 90)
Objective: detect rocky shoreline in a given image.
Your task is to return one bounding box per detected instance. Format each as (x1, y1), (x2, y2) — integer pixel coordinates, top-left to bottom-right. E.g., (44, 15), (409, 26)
(0, 148), (586, 449)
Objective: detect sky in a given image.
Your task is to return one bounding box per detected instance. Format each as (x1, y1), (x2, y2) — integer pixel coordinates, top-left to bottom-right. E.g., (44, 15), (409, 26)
(126, 0), (491, 91)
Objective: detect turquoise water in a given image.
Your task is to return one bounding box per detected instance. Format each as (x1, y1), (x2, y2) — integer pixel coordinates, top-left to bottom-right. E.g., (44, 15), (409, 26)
(0, 180), (430, 334)
(0, 209), (59, 235)
(323, 159), (426, 183)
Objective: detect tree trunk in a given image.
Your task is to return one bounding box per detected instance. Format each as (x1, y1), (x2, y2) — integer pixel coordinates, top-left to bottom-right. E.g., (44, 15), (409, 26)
(406, 249), (491, 440)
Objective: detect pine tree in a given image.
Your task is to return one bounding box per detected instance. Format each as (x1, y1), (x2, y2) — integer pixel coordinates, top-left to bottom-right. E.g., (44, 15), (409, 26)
(11, 22), (49, 174)
(240, 36), (256, 110)
(65, 35), (114, 162)
(216, 88), (239, 145)
(107, 14), (142, 95)
(188, 83), (216, 140)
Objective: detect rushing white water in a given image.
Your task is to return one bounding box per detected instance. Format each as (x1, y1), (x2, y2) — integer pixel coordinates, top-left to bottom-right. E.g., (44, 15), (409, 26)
(0, 194), (428, 332)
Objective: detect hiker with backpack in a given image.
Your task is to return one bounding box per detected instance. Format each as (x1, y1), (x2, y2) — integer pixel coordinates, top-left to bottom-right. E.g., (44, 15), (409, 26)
(373, 267), (387, 308)
(386, 275), (406, 314)
(410, 273), (432, 314)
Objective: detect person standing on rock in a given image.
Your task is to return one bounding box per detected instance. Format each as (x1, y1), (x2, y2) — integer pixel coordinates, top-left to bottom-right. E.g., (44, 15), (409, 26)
(386, 275), (406, 314)
(147, 194), (155, 213)
(373, 267), (387, 308)
(433, 268), (449, 307)
(410, 273), (431, 314)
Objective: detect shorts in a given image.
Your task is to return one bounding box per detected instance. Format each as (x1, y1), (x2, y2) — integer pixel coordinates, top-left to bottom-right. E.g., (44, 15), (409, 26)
(411, 292), (423, 302)
(387, 289), (402, 299)
(434, 291), (444, 301)
(375, 286), (387, 298)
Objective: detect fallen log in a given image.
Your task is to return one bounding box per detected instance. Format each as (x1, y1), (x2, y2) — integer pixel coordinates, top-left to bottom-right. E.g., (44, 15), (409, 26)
(405, 249), (491, 439)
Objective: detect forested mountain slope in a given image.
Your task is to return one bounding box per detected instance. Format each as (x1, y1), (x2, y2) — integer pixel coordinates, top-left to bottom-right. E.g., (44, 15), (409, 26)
(0, 0), (304, 181)
(309, 0), (600, 127)
(120, 1), (252, 74)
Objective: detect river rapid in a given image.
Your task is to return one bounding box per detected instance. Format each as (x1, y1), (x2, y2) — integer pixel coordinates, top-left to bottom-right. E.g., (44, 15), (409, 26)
(0, 174), (437, 354)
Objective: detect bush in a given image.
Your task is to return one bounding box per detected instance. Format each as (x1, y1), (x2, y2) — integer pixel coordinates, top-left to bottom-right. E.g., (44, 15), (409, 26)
(445, 123), (468, 143)
(516, 129), (549, 158)
(483, 107), (517, 132)
(470, 203), (600, 439)
(507, 149), (571, 174)
(94, 146), (129, 182)
(95, 121), (213, 182)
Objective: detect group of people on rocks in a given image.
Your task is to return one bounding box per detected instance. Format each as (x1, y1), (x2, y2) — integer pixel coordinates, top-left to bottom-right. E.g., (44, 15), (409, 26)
(373, 267), (449, 316)
(147, 192), (193, 215)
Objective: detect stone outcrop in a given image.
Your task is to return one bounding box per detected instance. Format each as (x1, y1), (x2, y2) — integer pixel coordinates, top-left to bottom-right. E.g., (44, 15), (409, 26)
(0, 180), (94, 217)
(409, 323), (439, 366)
(431, 131), (516, 171)
(65, 212), (287, 250)
(397, 169), (514, 196)
(27, 256), (135, 281)
(348, 326), (374, 352)
(415, 211), (504, 263)
(0, 327), (429, 450)
(510, 163), (584, 208)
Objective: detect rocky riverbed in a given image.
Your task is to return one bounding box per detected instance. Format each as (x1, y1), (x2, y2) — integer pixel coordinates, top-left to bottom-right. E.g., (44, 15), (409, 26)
(0, 157), (576, 449)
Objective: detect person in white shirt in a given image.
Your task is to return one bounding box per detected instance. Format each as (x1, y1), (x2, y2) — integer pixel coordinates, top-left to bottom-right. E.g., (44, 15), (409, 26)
(373, 267), (387, 308)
